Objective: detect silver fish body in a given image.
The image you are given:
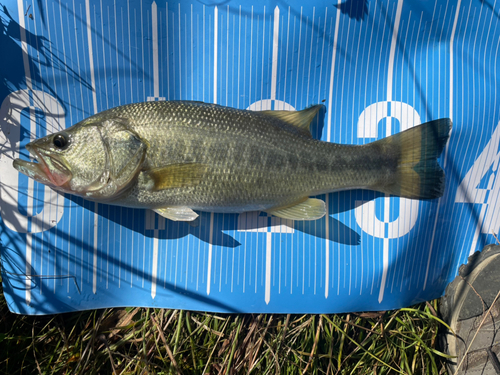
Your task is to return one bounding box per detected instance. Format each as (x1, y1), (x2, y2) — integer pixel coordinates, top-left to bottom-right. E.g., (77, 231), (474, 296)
(13, 101), (452, 221)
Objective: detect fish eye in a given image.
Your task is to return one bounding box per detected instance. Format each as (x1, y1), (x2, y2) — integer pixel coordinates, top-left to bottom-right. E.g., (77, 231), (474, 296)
(53, 132), (70, 150)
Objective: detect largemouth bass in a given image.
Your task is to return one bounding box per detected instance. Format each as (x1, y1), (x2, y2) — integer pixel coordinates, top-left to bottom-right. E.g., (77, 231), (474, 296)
(13, 101), (451, 221)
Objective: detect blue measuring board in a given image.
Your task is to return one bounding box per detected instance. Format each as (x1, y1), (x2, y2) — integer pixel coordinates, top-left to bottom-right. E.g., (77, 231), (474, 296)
(1, 0), (499, 315)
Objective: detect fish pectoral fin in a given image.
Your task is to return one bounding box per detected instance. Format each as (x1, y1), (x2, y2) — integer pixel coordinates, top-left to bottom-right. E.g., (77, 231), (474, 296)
(153, 207), (199, 221)
(261, 105), (324, 136)
(144, 163), (207, 191)
(266, 198), (326, 221)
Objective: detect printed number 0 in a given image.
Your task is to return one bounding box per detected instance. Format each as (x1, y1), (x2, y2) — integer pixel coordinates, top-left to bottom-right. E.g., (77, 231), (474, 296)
(354, 101), (421, 238)
(0, 90), (65, 233)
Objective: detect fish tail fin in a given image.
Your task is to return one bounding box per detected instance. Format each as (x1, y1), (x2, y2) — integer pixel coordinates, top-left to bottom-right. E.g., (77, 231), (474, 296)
(374, 118), (452, 199)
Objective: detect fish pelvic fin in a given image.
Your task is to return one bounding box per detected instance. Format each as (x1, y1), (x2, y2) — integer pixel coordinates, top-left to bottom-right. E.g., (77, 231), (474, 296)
(372, 118), (452, 199)
(261, 104), (324, 136)
(266, 198), (326, 221)
(153, 207), (199, 221)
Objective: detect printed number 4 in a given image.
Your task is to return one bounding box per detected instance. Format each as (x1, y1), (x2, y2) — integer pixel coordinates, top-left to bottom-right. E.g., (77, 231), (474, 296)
(455, 120), (500, 236)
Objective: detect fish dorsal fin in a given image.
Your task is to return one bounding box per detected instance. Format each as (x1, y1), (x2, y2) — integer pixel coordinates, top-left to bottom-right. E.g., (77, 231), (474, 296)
(153, 207), (199, 221)
(261, 105), (324, 136)
(266, 198), (326, 221)
(144, 163), (207, 191)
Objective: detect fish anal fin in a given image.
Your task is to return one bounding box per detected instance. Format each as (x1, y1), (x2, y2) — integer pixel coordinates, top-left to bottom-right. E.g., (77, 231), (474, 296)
(261, 104), (324, 136)
(266, 198), (326, 221)
(153, 207), (199, 221)
(145, 163), (207, 191)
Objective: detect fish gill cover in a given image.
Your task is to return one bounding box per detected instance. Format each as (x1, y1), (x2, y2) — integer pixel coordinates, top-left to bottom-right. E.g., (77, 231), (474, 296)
(0, 0), (498, 314)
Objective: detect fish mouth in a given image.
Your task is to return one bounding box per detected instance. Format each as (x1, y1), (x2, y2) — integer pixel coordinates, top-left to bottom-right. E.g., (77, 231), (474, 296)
(13, 144), (72, 187)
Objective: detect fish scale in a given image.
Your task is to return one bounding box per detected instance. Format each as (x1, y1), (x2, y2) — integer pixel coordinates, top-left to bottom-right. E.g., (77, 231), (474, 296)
(13, 101), (452, 221)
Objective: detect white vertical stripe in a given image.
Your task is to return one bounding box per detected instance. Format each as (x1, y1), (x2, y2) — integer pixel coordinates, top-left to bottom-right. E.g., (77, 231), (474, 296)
(86, 0), (99, 294)
(165, 3), (170, 100)
(18, 1), (31, 89)
(86, 0), (98, 112)
(327, 3), (341, 143)
(283, 7), (290, 109)
(306, 8), (315, 104)
(177, 4), (182, 99)
(256, 230), (259, 293)
(213, 6), (218, 104)
(261, 7), (266, 108)
(128, 1), (133, 102)
(26, 117), (36, 296)
(338, 13), (351, 292)
(378, 4), (394, 303)
(326, 1), (341, 298)
(149, 2), (161, 298)
(25, 233), (32, 305)
(118, 214), (121, 288)
(192, 5), (194, 100)
(203, 5), (206, 101)
(174, 232), (179, 287)
(206, 7), (218, 296)
(319, 12), (329, 298)
(18, 0), (33, 306)
(361, 0), (376, 294)
(140, 1), (145, 97)
(270, 6), (280, 100)
(207, 213), (214, 294)
(258, 6), (279, 304)
(350, 6), (364, 293)
(114, 1), (121, 104)
(151, 229), (159, 298)
(319, 9), (328, 101)
(187, 232), (192, 289)
(432, 3), (468, 280)
(443, 3), (471, 279)
(325, 196), (329, 298)
(152, 2), (159, 97)
(294, 8), (302, 107)
(249, 7), (253, 103)
(92, 205), (99, 293)
(469, 205), (487, 257)
(423, 0), (457, 291)
(226, 6), (229, 106)
(379, 0), (404, 304)
(446, 0), (462, 163)
(196, 220), (201, 290)
(386, 0), (404, 101)
(232, 13), (235, 106)
(265, 232), (272, 304)
(237, 6), (241, 107)
(466, 0), (488, 259)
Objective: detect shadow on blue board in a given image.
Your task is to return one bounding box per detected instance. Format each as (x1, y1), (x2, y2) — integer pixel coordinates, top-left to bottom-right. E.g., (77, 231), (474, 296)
(63, 190), (372, 247)
(0, 4), (92, 115)
(0, 190), (461, 315)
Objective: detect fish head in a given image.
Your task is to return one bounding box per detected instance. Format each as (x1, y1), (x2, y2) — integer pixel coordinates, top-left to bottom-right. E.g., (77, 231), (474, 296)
(13, 124), (107, 194)
(13, 117), (147, 200)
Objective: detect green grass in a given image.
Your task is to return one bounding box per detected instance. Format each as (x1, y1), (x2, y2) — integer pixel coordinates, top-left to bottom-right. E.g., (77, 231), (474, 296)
(0, 282), (451, 374)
